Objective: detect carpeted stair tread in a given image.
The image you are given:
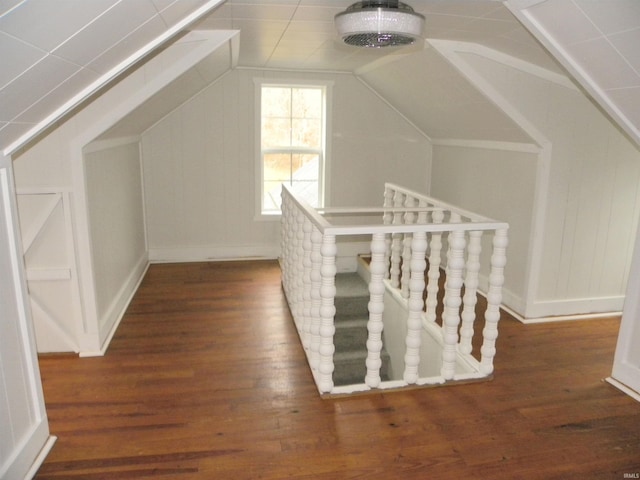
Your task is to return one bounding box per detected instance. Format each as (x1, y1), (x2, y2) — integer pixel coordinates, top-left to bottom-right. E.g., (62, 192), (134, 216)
(334, 319), (368, 354)
(333, 350), (391, 386)
(334, 273), (370, 320)
(332, 272), (391, 387)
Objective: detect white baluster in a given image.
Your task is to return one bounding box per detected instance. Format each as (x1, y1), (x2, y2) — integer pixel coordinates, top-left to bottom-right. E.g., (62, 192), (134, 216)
(440, 227), (466, 380)
(480, 228), (508, 375)
(403, 230), (427, 384)
(318, 234), (337, 393)
(292, 211), (306, 328)
(382, 186), (395, 280)
(459, 230), (482, 355)
(424, 209), (444, 323)
(400, 196), (416, 299)
(280, 190), (287, 289)
(309, 227), (322, 373)
(366, 233), (387, 388)
(390, 192), (404, 289)
(301, 217), (313, 351)
(282, 194), (295, 301)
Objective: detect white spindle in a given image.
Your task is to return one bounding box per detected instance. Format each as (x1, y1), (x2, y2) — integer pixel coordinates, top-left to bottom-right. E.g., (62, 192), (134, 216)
(282, 194), (295, 300)
(400, 196), (416, 299)
(292, 210), (305, 328)
(403, 230), (427, 384)
(309, 227), (322, 373)
(480, 228), (508, 375)
(382, 186), (395, 280)
(441, 227), (466, 380)
(301, 217), (313, 351)
(390, 191), (404, 289)
(459, 230), (482, 355)
(318, 234), (337, 393)
(424, 208), (444, 323)
(366, 232), (387, 388)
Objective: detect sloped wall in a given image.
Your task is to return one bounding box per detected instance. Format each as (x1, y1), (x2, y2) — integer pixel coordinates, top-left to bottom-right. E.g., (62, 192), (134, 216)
(12, 31), (237, 353)
(426, 43), (640, 320)
(141, 68), (432, 262)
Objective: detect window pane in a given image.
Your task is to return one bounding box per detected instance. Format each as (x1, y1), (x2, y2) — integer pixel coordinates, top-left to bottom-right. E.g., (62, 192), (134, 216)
(291, 154), (320, 207)
(291, 180), (319, 207)
(291, 118), (320, 147)
(263, 153), (291, 182)
(262, 87), (291, 117)
(292, 88), (322, 119)
(263, 181), (285, 211)
(291, 154), (319, 180)
(260, 84), (325, 213)
(262, 118), (291, 148)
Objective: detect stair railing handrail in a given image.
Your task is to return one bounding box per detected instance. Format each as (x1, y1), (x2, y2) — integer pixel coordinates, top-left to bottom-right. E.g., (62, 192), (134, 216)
(281, 184), (508, 395)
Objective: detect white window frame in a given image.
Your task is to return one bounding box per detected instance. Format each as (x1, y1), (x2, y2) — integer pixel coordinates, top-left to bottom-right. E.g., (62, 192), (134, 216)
(254, 78), (333, 219)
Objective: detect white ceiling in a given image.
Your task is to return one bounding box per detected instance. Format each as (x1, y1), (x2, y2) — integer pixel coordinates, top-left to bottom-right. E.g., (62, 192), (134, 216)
(196, 0), (560, 73)
(1, 0), (640, 154)
(505, 0), (640, 146)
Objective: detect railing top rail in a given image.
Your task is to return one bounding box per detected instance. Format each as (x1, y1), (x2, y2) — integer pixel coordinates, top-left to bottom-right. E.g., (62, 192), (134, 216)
(384, 182), (499, 224)
(282, 184), (332, 231)
(283, 185), (507, 237)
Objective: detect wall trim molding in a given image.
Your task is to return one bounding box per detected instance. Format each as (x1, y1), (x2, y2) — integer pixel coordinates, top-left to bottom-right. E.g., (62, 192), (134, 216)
(428, 39), (577, 91)
(149, 245), (280, 264)
(432, 138), (541, 154)
(3, 0), (228, 157)
(82, 136), (140, 154)
(80, 254), (149, 357)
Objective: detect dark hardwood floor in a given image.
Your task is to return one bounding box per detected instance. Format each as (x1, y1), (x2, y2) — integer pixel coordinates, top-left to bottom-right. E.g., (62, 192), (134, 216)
(35, 261), (640, 479)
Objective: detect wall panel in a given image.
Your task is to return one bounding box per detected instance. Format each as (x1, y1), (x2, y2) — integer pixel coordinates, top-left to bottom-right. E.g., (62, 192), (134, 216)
(141, 68), (431, 262)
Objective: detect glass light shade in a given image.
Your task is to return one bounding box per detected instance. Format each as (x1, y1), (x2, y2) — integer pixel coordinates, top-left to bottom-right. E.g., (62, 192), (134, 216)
(335, 5), (425, 48)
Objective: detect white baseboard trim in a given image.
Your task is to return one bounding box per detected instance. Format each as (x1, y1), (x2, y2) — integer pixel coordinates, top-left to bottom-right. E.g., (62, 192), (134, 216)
(24, 435), (57, 480)
(80, 254), (149, 357)
(605, 377), (640, 403)
(149, 245), (280, 263)
(518, 311), (622, 324)
(521, 295), (625, 322)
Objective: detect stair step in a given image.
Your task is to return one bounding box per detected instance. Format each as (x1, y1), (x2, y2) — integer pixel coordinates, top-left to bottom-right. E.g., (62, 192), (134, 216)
(334, 272), (370, 320)
(333, 349), (391, 386)
(334, 319), (368, 354)
(332, 272), (391, 387)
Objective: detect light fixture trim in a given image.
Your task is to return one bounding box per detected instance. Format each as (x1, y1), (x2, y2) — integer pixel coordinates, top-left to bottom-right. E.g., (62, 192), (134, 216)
(335, 2), (425, 48)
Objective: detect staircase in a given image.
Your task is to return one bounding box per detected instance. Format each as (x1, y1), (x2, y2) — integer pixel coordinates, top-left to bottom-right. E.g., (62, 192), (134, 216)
(333, 272), (391, 386)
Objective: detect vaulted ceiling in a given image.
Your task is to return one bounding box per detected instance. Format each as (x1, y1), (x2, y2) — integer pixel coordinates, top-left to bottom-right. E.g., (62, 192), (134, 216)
(2, 0), (640, 155)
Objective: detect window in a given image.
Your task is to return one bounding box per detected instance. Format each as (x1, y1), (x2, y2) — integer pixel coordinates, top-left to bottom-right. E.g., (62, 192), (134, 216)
(257, 82), (329, 215)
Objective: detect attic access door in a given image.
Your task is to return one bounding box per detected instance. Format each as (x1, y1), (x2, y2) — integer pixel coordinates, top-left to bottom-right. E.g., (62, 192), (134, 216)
(0, 153), (53, 478)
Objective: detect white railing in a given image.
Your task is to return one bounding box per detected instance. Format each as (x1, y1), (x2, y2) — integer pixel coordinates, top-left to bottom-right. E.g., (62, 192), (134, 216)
(281, 183), (508, 395)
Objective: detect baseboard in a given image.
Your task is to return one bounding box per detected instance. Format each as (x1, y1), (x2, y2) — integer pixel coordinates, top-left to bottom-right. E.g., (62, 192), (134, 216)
(149, 244), (280, 263)
(605, 377), (640, 403)
(80, 254), (149, 357)
(521, 295), (625, 322)
(24, 435), (57, 480)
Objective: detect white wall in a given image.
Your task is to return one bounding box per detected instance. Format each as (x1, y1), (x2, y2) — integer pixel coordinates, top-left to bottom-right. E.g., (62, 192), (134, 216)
(430, 144), (538, 312)
(10, 32), (233, 354)
(0, 153), (53, 479)
(84, 139), (147, 340)
(460, 53), (640, 318)
(141, 68), (432, 262)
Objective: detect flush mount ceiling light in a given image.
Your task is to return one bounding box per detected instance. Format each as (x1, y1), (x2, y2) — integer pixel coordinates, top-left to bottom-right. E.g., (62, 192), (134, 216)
(335, 1), (425, 48)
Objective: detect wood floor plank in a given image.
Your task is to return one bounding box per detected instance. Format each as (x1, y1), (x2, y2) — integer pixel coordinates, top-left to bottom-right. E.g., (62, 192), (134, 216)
(35, 260), (640, 479)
